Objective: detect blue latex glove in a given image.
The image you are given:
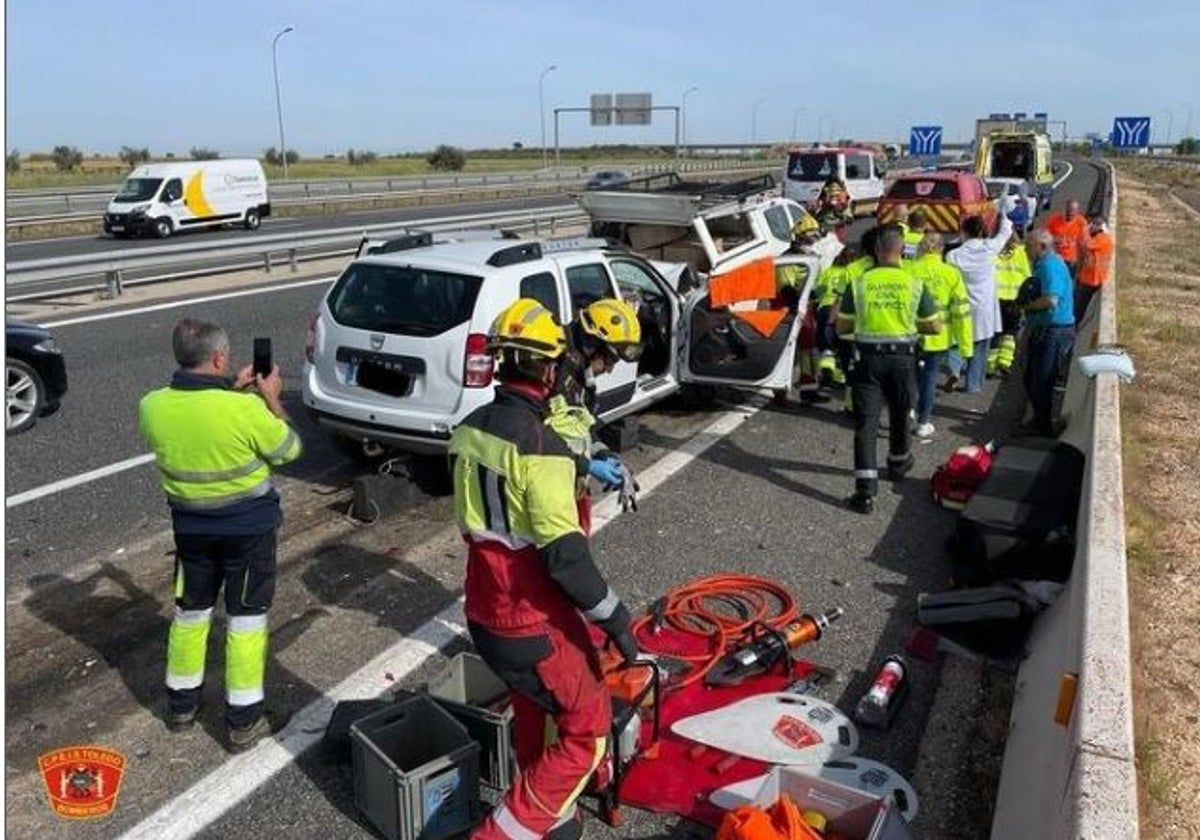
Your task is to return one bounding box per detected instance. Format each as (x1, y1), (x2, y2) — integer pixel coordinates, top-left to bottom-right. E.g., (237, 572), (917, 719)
(588, 457), (625, 489)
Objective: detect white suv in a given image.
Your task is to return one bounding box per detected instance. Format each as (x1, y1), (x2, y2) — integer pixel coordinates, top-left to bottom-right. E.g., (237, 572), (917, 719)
(301, 231), (821, 455)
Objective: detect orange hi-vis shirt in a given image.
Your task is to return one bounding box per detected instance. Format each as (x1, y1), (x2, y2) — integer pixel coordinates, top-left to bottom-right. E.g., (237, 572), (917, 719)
(1046, 213), (1088, 264)
(1078, 230), (1114, 288)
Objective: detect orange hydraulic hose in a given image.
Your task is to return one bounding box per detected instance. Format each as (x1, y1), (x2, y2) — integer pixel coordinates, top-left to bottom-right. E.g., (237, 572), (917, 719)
(630, 574), (799, 688)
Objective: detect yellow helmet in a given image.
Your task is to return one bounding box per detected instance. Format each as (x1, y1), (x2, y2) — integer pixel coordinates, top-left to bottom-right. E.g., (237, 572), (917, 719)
(791, 212), (820, 237)
(487, 298), (566, 359)
(580, 298), (642, 362)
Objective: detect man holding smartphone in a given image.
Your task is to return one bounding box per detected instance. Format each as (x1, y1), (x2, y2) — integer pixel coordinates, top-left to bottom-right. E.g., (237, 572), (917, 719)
(139, 319), (301, 751)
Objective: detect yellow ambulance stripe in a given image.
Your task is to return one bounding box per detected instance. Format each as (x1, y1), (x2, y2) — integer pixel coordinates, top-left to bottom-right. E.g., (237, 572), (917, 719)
(184, 172), (214, 217)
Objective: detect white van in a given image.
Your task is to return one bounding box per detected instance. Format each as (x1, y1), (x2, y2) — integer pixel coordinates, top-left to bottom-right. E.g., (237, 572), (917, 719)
(782, 146), (886, 215)
(103, 159), (270, 238)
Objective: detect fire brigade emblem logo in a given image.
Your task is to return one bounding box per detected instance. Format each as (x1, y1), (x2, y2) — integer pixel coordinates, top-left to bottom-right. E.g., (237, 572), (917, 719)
(38, 745), (126, 819)
(370, 333), (385, 350)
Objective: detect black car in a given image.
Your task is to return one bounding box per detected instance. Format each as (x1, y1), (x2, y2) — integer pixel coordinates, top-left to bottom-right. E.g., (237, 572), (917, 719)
(6, 319), (67, 435)
(585, 170), (630, 190)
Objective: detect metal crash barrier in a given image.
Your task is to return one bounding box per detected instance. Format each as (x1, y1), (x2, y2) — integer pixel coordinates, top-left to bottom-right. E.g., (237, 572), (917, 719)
(990, 162), (1138, 838)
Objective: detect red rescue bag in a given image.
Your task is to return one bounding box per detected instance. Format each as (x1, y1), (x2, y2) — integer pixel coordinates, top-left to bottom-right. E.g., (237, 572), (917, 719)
(931, 441), (996, 510)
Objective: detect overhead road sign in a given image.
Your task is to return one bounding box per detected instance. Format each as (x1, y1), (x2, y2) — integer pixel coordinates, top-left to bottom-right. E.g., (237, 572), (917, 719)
(590, 94), (613, 126)
(909, 126), (943, 156)
(1111, 116), (1151, 149)
(615, 92), (652, 126)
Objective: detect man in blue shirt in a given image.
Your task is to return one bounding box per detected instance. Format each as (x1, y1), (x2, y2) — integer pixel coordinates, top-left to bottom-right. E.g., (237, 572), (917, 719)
(1022, 230), (1075, 436)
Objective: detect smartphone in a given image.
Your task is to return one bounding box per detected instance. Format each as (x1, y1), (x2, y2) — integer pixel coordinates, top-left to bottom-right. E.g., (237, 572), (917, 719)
(253, 338), (272, 378)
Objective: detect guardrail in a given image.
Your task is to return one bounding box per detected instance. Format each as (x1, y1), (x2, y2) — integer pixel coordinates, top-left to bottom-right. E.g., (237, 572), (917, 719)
(4, 160), (774, 220)
(990, 161), (1137, 837)
(5, 206), (588, 300)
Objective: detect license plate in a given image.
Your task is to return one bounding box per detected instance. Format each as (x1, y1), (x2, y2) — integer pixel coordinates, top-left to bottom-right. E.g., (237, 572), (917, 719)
(110, 225), (125, 232)
(355, 361), (413, 397)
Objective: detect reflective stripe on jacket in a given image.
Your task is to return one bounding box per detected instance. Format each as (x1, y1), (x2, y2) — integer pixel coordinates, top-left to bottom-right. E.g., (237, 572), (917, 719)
(139, 376), (301, 511)
(907, 253), (973, 354)
(995, 244), (1032, 301)
(451, 384), (616, 630)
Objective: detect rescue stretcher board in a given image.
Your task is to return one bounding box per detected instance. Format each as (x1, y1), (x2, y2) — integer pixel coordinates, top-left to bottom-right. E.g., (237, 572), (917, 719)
(671, 693), (858, 766)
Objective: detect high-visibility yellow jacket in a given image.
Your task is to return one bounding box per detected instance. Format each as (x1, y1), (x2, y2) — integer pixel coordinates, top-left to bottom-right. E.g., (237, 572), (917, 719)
(906, 253), (974, 354)
(995, 244), (1032, 302)
(451, 383), (619, 630)
(139, 372), (301, 530)
(830, 256), (876, 340)
(839, 265), (940, 344)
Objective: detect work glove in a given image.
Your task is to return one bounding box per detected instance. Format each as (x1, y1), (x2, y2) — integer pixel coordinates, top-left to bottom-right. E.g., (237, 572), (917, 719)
(597, 601), (639, 666)
(588, 455), (625, 489)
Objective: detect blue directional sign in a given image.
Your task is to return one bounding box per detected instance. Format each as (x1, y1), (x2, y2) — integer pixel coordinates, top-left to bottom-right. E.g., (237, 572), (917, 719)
(1111, 116), (1151, 149)
(909, 126), (943, 157)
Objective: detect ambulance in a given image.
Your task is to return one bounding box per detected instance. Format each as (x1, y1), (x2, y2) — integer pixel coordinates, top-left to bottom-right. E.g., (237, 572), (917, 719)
(103, 159), (270, 238)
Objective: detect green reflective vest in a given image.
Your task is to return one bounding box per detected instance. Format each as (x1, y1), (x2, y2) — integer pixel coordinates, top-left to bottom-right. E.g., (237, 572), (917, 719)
(139, 383), (301, 510)
(902, 228), (925, 259)
(906, 253), (973, 354)
(816, 265), (846, 309)
(995, 244), (1031, 302)
(834, 256), (875, 340)
(847, 266), (937, 344)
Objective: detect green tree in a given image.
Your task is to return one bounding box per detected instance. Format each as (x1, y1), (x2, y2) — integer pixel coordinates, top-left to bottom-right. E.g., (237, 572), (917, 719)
(427, 144), (466, 171)
(263, 147), (281, 166)
(189, 147), (221, 160)
(5, 149), (19, 174)
(51, 145), (84, 171)
(285, 149), (300, 165)
(347, 148), (377, 166)
(1175, 137), (1199, 155)
(119, 146), (151, 167)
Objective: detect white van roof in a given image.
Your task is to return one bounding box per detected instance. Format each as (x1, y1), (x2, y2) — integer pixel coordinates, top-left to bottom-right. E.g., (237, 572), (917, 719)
(126, 159), (264, 179)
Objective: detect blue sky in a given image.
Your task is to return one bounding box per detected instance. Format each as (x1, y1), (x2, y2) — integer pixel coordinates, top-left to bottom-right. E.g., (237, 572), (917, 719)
(5, 0), (1199, 156)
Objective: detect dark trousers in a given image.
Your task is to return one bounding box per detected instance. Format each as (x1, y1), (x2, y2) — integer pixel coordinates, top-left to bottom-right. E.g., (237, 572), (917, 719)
(852, 350), (917, 497)
(1024, 325), (1075, 435)
(168, 530), (277, 727)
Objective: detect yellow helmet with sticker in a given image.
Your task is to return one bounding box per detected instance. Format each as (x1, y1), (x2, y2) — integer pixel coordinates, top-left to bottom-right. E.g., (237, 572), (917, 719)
(580, 298), (642, 362)
(487, 298), (567, 359)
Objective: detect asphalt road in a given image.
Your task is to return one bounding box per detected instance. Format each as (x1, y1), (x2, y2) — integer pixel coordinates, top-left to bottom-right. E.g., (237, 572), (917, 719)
(2, 159), (1101, 839)
(5, 194), (577, 262)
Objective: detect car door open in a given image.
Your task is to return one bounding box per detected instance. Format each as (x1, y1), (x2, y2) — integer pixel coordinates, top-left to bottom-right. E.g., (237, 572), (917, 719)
(676, 253), (819, 393)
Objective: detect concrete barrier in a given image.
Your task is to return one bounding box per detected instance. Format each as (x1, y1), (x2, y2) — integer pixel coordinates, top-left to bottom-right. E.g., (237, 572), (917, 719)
(990, 162), (1138, 838)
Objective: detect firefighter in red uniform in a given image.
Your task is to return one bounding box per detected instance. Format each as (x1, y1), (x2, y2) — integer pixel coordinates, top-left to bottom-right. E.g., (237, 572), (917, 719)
(451, 299), (639, 840)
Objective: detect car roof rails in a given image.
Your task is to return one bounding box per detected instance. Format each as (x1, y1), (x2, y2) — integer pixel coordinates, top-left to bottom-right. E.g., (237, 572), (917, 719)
(487, 241), (543, 267)
(361, 230), (434, 256)
(540, 236), (612, 254)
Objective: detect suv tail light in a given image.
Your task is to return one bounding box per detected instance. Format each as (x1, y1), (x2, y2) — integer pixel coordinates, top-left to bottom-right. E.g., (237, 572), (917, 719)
(463, 333), (494, 388)
(304, 311), (318, 363)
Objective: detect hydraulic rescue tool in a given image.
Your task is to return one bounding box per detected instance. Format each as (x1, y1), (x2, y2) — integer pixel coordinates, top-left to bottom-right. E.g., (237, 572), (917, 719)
(704, 608), (844, 687)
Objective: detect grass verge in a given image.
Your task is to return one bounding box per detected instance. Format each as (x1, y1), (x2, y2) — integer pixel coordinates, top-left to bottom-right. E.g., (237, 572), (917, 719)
(1115, 163), (1200, 838)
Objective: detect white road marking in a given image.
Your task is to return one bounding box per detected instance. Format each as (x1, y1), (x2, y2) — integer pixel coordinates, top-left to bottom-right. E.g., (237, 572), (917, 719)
(118, 400), (763, 840)
(39, 275), (337, 329)
(5, 453), (157, 508)
(1052, 160), (1074, 190)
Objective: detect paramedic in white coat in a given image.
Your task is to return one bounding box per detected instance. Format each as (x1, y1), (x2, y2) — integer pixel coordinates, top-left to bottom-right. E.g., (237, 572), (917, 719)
(945, 214), (1014, 393)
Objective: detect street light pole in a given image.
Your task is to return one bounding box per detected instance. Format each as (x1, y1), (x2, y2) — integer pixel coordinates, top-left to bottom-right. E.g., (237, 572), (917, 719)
(792, 107), (808, 143)
(1160, 108), (1174, 145)
(539, 64), (557, 169)
(681, 85), (699, 154)
(750, 98), (765, 145)
(271, 26), (294, 179)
